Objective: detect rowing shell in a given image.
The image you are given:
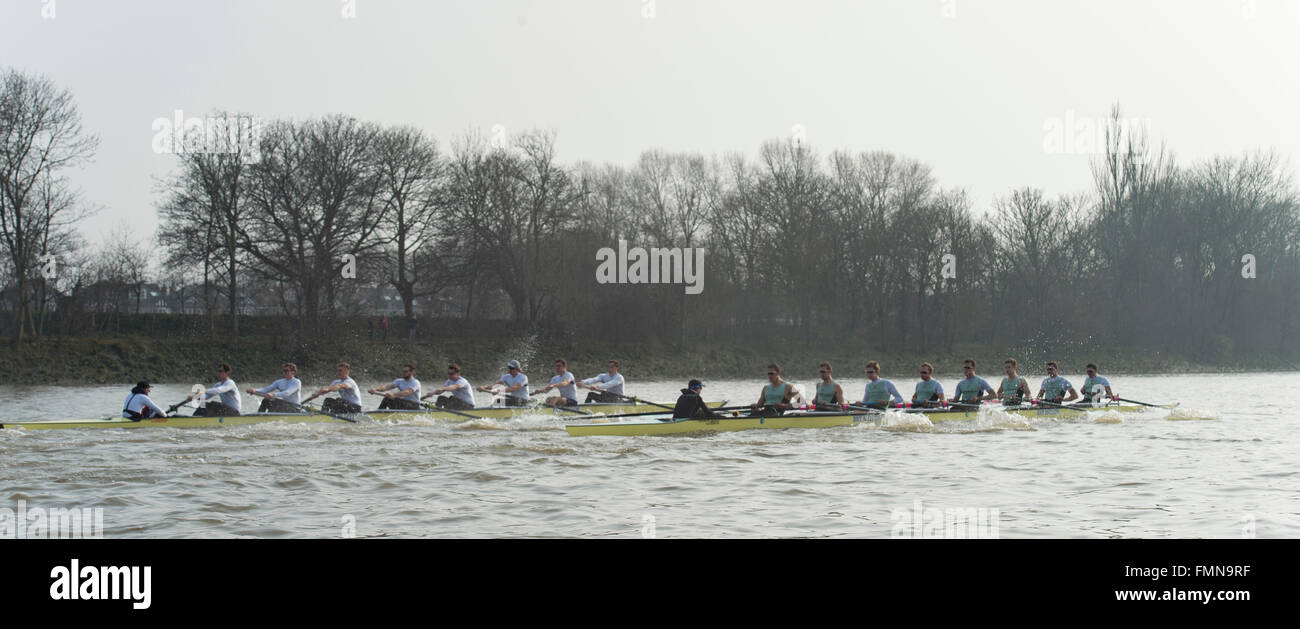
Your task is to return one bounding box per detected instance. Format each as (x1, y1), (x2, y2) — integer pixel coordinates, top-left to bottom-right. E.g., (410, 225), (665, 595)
(564, 403), (1164, 437)
(0, 400), (725, 431)
(0, 412), (349, 430)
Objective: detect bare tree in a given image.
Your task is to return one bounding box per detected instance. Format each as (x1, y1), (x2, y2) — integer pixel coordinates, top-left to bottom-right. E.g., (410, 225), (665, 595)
(239, 116), (387, 334)
(0, 68), (99, 345)
(374, 125), (447, 329)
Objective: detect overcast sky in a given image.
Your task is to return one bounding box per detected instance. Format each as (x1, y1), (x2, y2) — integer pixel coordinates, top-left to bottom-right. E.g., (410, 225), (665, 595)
(3, 0), (1298, 245)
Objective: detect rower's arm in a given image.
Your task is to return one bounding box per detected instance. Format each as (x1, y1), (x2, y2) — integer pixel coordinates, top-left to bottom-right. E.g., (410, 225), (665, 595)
(888, 382), (904, 404)
(833, 384), (844, 405)
(1064, 387), (1078, 402)
(143, 397), (166, 416)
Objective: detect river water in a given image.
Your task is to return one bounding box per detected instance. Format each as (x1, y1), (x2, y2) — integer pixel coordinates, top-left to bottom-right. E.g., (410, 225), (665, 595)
(1, 373), (1295, 538)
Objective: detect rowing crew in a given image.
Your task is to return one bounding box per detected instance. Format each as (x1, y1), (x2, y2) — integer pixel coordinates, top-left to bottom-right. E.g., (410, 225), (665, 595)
(741, 359), (1115, 417)
(120, 358), (629, 419)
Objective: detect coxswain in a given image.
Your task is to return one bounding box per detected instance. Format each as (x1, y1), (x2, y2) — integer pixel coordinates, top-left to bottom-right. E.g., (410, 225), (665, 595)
(122, 381), (167, 419)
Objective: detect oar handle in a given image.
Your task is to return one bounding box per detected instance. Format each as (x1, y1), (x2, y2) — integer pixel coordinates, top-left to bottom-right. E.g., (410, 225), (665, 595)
(1115, 396), (1166, 408)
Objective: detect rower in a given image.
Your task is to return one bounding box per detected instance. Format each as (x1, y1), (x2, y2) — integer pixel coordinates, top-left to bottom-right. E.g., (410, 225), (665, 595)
(997, 358), (1031, 406)
(422, 363), (475, 410)
(122, 381), (167, 419)
(536, 358), (578, 407)
(246, 363), (302, 413)
(813, 362), (845, 410)
(308, 363), (362, 414)
(750, 363), (797, 416)
(578, 359), (625, 403)
(368, 364), (422, 410)
(478, 360), (529, 407)
(186, 363), (242, 416)
(1075, 363), (1114, 406)
(672, 379), (721, 420)
(858, 361), (904, 409)
(951, 358), (996, 408)
(1036, 361), (1078, 404)
(911, 362), (945, 408)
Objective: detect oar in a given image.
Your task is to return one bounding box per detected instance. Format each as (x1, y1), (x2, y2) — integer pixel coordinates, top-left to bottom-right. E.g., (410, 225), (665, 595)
(525, 389), (590, 414)
(549, 404), (590, 415)
(294, 392), (360, 423)
(712, 404), (753, 412)
(162, 399), (191, 417)
(597, 391), (673, 411)
(290, 399), (359, 423)
(1032, 399), (1079, 410)
(417, 398), (480, 421)
(1115, 396), (1178, 409)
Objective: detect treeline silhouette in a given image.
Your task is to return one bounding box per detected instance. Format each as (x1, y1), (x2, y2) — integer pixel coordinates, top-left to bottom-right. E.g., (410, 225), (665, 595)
(2, 67), (1297, 364)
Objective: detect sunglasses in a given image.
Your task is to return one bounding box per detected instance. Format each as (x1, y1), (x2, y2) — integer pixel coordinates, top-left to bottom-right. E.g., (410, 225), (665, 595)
(766, 372), (777, 376)
(920, 371), (931, 375)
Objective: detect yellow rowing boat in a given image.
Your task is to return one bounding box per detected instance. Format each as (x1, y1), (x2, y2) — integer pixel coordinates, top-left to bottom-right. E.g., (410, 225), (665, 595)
(0, 400), (726, 431)
(564, 403), (1160, 436)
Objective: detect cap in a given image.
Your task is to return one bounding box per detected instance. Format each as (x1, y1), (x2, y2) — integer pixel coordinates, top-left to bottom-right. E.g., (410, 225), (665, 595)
(136, 381), (152, 389)
(506, 360), (522, 369)
(688, 379), (704, 389)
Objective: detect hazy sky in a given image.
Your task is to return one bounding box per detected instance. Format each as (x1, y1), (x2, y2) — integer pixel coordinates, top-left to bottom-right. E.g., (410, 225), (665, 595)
(3, 0), (1298, 245)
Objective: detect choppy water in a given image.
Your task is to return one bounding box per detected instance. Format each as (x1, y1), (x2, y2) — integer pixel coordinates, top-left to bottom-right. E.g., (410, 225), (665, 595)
(1, 374), (1296, 538)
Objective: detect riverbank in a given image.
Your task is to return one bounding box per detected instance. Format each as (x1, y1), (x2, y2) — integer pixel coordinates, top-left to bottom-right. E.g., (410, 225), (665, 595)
(2, 335), (1295, 386)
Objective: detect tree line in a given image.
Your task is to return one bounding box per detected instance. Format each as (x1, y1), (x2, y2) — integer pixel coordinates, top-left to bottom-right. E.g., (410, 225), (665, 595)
(2, 68), (1298, 364)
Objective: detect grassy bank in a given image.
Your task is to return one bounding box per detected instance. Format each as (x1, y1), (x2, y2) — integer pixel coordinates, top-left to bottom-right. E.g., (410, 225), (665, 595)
(2, 335), (1296, 386)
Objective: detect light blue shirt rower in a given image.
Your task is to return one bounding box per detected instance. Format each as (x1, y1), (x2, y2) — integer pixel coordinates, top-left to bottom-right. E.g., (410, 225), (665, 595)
(1077, 364), (1114, 405)
(256, 377), (302, 404)
(951, 360), (995, 406)
(539, 359), (578, 407)
(246, 364), (304, 412)
(1037, 362), (1077, 403)
(860, 362), (904, 409)
(479, 360), (530, 407)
